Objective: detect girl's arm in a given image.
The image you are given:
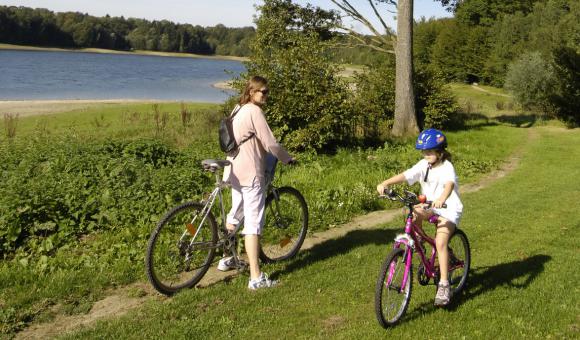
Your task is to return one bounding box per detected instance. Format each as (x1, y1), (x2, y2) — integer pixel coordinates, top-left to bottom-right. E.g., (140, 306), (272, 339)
(376, 173), (406, 195)
(433, 181), (454, 208)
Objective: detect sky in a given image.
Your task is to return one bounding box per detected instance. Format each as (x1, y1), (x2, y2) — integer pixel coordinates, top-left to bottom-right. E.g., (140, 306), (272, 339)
(0, 1), (452, 33)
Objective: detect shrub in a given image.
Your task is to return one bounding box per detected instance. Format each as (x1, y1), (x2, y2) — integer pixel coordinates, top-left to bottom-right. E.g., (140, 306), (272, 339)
(241, 0), (352, 152)
(549, 46), (580, 127)
(0, 138), (211, 257)
(352, 60), (459, 138)
(504, 51), (557, 113)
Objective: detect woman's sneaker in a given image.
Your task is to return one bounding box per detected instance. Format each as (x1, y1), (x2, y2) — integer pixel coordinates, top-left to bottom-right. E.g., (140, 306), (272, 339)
(217, 256), (235, 271)
(248, 272), (277, 290)
(434, 282), (452, 306)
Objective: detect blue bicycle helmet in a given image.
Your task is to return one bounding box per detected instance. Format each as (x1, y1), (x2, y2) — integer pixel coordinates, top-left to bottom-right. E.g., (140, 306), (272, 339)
(415, 128), (447, 150)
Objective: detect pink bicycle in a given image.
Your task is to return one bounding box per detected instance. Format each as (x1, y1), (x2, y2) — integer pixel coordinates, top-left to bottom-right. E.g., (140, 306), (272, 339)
(375, 189), (471, 327)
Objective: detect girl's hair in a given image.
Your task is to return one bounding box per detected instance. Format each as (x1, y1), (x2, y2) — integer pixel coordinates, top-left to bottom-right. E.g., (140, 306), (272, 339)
(239, 75), (268, 105)
(438, 149), (452, 163)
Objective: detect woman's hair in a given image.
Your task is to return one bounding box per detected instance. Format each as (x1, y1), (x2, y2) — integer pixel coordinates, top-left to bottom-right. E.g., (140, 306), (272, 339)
(239, 75), (268, 105)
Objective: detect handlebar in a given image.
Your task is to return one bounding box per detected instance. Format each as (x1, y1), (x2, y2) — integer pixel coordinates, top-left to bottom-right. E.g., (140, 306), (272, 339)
(379, 188), (446, 209)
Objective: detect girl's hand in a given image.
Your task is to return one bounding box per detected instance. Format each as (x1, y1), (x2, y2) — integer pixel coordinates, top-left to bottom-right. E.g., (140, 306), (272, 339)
(376, 183), (387, 195)
(432, 199), (445, 209)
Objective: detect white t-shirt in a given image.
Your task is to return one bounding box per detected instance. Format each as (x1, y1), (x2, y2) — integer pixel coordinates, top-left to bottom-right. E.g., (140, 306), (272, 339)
(403, 159), (463, 225)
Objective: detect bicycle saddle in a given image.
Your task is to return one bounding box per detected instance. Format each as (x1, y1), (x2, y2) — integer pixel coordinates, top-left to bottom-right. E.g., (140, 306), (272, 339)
(201, 159), (231, 171)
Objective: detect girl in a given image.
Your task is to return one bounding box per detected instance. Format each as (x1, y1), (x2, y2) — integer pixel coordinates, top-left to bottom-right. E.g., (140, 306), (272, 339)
(376, 128), (463, 306)
(219, 75), (295, 290)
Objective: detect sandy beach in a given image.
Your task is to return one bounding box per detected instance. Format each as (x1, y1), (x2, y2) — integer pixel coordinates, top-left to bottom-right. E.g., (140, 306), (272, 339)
(0, 99), (164, 117)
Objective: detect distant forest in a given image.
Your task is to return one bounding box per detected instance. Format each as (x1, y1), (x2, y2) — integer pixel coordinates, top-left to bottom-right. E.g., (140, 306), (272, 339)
(0, 6), (255, 56)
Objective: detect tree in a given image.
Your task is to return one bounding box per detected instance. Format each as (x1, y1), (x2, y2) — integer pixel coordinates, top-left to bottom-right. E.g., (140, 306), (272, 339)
(239, 0), (350, 151)
(330, 0), (419, 137)
(504, 51), (557, 112)
(392, 0), (419, 136)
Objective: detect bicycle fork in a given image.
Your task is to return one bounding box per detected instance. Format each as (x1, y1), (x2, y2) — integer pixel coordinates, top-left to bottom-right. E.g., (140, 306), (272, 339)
(387, 234), (414, 293)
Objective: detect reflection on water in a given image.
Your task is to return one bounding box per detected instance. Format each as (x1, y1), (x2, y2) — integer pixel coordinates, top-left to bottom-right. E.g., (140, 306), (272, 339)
(0, 50), (244, 103)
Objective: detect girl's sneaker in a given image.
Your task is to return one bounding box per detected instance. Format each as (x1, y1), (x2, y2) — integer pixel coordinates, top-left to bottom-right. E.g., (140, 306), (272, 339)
(434, 282), (451, 306)
(248, 272), (277, 290)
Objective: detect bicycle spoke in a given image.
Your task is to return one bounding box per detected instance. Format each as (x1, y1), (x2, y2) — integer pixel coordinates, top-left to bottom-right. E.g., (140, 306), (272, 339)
(375, 248), (412, 327)
(260, 187), (308, 263)
(146, 202), (218, 295)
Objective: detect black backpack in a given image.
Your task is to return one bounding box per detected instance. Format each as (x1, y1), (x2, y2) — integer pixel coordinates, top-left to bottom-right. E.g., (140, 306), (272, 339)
(219, 104), (254, 157)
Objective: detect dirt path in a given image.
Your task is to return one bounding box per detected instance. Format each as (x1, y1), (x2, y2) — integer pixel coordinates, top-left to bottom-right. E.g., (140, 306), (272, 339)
(470, 85), (512, 98)
(15, 129), (534, 339)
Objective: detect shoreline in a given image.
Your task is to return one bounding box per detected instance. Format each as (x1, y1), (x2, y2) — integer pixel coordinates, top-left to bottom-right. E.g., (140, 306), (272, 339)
(0, 99), (219, 117)
(0, 43), (249, 62)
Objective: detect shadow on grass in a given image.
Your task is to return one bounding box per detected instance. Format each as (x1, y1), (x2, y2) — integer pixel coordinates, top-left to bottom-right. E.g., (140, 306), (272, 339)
(446, 113), (499, 132)
(495, 114), (538, 128)
(271, 228), (398, 278)
(403, 254), (551, 321)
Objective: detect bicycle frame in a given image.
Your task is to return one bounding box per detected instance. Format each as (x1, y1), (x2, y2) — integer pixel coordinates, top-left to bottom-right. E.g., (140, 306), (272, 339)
(390, 210), (439, 293)
(178, 170), (236, 253)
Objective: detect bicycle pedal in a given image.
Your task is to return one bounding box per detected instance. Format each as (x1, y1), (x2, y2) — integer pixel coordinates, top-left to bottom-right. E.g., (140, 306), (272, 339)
(235, 260), (249, 271)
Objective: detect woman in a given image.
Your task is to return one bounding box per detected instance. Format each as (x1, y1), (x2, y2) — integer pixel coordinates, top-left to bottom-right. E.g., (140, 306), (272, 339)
(219, 75), (295, 290)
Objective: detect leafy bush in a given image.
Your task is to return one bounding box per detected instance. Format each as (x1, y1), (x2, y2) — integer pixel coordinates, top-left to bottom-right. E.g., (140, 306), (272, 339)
(415, 69), (460, 129)
(352, 59), (459, 138)
(241, 0), (352, 152)
(350, 60), (396, 143)
(504, 51), (557, 113)
(549, 46), (580, 127)
(0, 138), (211, 257)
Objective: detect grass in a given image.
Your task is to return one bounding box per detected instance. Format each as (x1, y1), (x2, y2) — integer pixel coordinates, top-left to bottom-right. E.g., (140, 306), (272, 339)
(0, 121), (528, 335)
(0, 83), (566, 336)
(58, 126), (579, 339)
(449, 82), (516, 118)
(7, 102), (221, 141)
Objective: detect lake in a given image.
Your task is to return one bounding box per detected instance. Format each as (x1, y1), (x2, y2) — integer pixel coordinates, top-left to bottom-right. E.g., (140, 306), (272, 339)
(0, 50), (245, 103)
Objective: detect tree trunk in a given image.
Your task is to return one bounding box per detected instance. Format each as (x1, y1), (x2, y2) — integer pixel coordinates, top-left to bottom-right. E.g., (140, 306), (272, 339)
(392, 0), (419, 137)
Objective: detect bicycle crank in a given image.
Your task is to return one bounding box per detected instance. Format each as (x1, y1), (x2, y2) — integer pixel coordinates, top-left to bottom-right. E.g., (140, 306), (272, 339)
(417, 264), (430, 286)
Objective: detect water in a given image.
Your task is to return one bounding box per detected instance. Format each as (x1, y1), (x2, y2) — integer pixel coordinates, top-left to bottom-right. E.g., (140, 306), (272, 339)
(0, 50), (245, 103)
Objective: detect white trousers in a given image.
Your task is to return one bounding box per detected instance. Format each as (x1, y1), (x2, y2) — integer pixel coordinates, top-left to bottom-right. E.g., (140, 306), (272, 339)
(226, 177), (265, 235)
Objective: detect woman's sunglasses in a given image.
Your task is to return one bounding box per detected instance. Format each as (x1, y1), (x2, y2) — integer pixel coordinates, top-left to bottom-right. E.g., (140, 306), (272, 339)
(257, 89), (269, 95)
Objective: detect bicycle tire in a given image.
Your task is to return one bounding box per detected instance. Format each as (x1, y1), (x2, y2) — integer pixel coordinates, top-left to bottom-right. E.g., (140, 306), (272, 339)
(375, 247), (412, 328)
(145, 201), (218, 295)
(259, 186), (308, 263)
(447, 228), (470, 295)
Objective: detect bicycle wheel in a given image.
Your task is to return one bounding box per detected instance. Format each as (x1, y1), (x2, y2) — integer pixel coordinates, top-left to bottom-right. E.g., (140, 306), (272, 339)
(375, 247), (412, 328)
(447, 228), (470, 295)
(145, 201), (218, 295)
(259, 186), (308, 263)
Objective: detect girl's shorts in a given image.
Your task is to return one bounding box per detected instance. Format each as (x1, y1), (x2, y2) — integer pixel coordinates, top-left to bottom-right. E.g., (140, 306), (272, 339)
(432, 208), (461, 226)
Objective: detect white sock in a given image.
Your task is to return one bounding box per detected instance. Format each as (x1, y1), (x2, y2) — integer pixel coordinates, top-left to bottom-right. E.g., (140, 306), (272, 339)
(439, 280), (449, 286)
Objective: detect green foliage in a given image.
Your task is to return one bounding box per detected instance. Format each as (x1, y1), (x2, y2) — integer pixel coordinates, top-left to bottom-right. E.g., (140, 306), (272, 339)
(415, 69), (460, 129)
(0, 138), (211, 257)
(549, 47), (580, 126)
(455, 0), (539, 26)
(350, 60), (396, 142)
(504, 51), (557, 112)
(243, 0), (351, 152)
(352, 59), (459, 137)
(418, 0), (578, 87)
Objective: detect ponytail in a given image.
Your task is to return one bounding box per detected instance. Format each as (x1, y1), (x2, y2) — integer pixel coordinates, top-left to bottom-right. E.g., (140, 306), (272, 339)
(440, 149), (452, 163)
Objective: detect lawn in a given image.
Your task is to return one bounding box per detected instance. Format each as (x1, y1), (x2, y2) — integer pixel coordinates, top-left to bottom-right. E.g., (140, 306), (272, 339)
(60, 126), (580, 339)
(0, 88), (573, 337)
